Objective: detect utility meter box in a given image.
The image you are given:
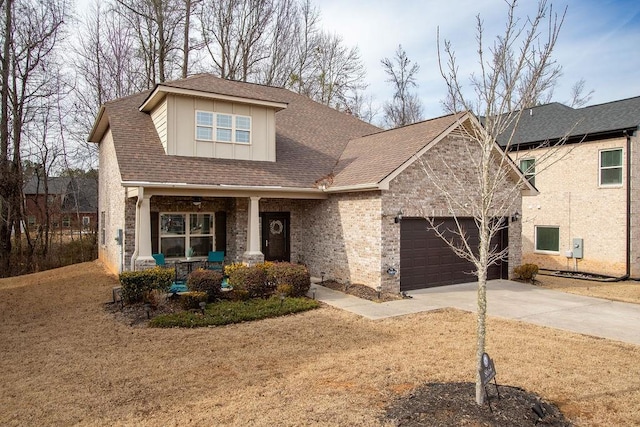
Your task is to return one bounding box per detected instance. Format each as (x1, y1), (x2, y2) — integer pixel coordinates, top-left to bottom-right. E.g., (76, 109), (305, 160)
(572, 238), (583, 259)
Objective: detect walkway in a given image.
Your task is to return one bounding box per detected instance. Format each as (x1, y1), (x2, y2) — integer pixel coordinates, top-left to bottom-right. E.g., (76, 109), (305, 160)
(309, 279), (640, 346)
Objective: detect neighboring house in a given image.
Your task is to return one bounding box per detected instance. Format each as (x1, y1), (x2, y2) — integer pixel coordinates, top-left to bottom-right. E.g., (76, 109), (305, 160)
(23, 176), (99, 232)
(506, 96), (640, 278)
(88, 74), (531, 292)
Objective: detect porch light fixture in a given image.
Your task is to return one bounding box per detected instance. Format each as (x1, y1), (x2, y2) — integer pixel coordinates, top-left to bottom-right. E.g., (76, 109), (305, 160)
(394, 210), (403, 223)
(386, 266), (397, 276)
(511, 211), (520, 222)
(192, 196), (202, 208)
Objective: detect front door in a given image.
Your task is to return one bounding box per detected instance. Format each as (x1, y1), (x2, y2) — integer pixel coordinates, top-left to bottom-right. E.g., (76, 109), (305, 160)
(261, 212), (290, 262)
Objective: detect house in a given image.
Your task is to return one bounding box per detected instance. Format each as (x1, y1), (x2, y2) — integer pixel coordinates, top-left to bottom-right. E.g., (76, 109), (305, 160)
(88, 74), (531, 292)
(23, 175), (98, 233)
(506, 96), (640, 278)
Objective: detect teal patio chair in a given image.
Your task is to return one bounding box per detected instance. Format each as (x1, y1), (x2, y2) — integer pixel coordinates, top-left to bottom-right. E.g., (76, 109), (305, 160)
(206, 251), (225, 272)
(153, 253), (187, 293)
(152, 253), (166, 266)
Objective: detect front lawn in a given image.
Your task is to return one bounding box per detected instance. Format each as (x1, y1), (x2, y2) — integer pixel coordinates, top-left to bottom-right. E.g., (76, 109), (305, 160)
(149, 296), (320, 328)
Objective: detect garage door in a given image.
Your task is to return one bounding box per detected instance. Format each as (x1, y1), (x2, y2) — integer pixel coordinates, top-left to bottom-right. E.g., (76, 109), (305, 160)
(400, 217), (507, 291)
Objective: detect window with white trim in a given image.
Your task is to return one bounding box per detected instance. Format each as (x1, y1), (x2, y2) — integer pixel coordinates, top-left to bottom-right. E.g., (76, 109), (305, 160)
(519, 158), (536, 187)
(599, 148), (622, 186)
(62, 217), (71, 228)
(160, 213), (214, 258)
(82, 216), (90, 227)
(195, 111), (251, 144)
(535, 226), (559, 253)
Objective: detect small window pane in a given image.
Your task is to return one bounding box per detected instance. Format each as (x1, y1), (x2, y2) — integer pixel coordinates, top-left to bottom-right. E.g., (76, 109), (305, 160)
(161, 214), (185, 235)
(217, 128), (232, 142)
(236, 116), (250, 130)
(196, 126), (213, 140)
(601, 168), (622, 185)
(601, 149), (622, 167)
(190, 236), (213, 257)
(190, 214), (212, 235)
(236, 130), (250, 143)
(536, 227), (559, 252)
(196, 111), (213, 126)
(161, 237), (185, 257)
(217, 114), (232, 128)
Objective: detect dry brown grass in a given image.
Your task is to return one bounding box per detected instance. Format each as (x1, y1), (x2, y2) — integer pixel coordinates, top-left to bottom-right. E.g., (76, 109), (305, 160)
(1, 261), (639, 426)
(537, 273), (640, 304)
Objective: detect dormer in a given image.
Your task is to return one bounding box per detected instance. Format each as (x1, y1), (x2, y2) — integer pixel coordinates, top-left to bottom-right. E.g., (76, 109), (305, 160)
(139, 83), (288, 162)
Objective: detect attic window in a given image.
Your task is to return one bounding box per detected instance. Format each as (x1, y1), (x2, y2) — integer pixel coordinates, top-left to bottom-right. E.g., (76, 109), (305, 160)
(196, 110), (251, 144)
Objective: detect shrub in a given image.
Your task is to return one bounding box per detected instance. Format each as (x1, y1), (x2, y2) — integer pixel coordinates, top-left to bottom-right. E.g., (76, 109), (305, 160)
(187, 269), (223, 301)
(119, 267), (174, 304)
(265, 262), (311, 297)
(228, 265), (271, 298)
(149, 297), (321, 328)
(224, 262), (245, 278)
(180, 291), (208, 310)
(276, 283), (294, 297)
(513, 263), (539, 283)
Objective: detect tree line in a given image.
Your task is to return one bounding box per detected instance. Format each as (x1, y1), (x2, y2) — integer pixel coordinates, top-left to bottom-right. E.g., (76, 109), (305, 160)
(0, 0), (425, 273)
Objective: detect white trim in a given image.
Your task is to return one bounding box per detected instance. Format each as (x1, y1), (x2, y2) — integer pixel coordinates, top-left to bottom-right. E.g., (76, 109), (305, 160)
(598, 147), (623, 188)
(140, 85), (288, 112)
(120, 181), (329, 199)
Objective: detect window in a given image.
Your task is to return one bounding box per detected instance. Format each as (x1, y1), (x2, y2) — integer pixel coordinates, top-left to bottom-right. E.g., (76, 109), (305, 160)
(519, 158), (536, 187)
(196, 111), (213, 140)
(160, 213), (214, 258)
(195, 111), (251, 144)
(535, 226), (559, 253)
(28, 216), (36, 227)
(62, 217), (71, 228)
(82, 216), (90, 227)
(100, 211), (106, 245)
(600, 148), (622, 186)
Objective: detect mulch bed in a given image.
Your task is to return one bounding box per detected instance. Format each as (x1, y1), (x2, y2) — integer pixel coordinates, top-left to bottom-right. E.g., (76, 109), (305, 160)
(319, 280), (403, 302)
(384, 382), (570, 426)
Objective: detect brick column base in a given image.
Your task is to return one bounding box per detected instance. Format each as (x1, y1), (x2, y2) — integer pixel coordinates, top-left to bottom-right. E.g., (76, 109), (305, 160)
(242, 252), (264, 266)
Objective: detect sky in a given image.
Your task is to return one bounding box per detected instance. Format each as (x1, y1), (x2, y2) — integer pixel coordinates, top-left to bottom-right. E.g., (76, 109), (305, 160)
(75, 0), (640, 121)
(314, 0), (640, 119)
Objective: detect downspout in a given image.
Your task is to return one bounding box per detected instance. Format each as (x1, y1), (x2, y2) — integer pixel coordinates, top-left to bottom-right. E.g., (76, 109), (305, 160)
(130, 186), (144, 271)
(625, 129), (631, 278)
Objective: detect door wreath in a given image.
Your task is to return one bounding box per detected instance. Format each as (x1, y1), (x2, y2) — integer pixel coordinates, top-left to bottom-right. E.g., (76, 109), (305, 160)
(270, 219), (284, 235)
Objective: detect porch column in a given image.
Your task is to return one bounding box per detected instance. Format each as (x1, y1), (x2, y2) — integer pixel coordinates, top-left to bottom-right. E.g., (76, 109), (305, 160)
(138, 194), (153, 259)
(242, 196), (264, 266)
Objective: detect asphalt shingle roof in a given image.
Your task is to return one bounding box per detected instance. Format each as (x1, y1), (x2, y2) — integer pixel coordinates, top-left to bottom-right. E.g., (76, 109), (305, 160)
(500, 96), (640, 147)
(97, 74), (470, 190)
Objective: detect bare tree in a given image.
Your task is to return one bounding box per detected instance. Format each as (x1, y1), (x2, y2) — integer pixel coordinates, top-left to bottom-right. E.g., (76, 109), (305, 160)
(432, 0), (567, 405)
(567, 78), (594, 108)
(0, 0), (69, 274)
(115, 0), (187, 85)
(381, 44), (423, 128)
(309, 31), (367, 109)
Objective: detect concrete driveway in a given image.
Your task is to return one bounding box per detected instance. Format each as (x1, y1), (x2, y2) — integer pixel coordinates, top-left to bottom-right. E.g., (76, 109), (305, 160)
(311, 279), (640, 346)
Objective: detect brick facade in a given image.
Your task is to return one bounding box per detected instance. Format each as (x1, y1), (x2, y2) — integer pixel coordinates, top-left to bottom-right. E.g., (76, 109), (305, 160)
(514, 136), (637, 276)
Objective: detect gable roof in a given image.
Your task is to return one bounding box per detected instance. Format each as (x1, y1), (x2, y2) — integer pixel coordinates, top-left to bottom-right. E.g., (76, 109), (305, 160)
(90, 74), (380, 191)
(88, 74), (531, 194)
(331, 113), (468, 189)
(23, 176), (98, 213)
(500, 96), (640, 148)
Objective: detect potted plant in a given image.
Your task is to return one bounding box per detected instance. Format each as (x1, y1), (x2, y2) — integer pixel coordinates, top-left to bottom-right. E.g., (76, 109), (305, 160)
(186, 247), (194, 260)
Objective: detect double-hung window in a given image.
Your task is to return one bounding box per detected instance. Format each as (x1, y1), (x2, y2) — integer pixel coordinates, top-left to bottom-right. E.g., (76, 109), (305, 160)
(535, 226), (559, 253)
(196, 111), (251, 144)
(599, 148), (622, 186)
(160, 213), (214, 258)
(519, 158), (536, 187)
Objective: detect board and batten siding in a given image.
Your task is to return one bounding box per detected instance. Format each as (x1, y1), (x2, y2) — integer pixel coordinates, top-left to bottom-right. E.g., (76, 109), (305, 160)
(150, 98), (168, 152)
(158, 94), (276, 162)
